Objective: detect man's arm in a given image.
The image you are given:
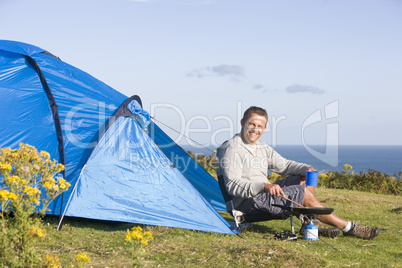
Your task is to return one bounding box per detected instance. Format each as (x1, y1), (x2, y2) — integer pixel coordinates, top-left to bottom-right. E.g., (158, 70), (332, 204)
(266, 146), (310, 177)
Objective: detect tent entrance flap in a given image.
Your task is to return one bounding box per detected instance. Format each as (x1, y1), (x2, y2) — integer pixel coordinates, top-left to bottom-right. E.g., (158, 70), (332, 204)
(148, 121), (226, 211)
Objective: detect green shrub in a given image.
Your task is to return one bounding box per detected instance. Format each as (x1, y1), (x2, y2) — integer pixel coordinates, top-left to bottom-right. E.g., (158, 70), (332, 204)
(318, 164), (401, 195)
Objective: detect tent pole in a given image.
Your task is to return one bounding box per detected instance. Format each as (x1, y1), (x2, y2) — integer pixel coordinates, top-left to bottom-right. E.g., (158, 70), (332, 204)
(56, 169), (84, 231)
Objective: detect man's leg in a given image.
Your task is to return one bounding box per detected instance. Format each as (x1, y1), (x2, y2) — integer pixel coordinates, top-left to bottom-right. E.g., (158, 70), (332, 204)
(303, 186), (381, 239)
(303, 187), (348, 229)
(299, 176), (315, 195)
(239, 184), (341, 238)
(279, 176), (350, 230)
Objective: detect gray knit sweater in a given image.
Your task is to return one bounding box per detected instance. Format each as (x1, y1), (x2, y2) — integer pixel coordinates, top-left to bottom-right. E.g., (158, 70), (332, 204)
(216, 134), (309, 209)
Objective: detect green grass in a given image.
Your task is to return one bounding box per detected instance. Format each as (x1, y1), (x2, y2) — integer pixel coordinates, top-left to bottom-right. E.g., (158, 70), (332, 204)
(39, 188), (402, 267)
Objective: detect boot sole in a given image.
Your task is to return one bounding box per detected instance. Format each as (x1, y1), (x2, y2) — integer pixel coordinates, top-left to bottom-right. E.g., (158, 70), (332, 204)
(368, 227), (380, 240)
(319, 227), (341, 238)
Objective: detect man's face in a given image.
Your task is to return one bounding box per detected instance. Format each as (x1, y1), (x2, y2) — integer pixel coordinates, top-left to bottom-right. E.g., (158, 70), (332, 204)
(240, 113), (267, 145)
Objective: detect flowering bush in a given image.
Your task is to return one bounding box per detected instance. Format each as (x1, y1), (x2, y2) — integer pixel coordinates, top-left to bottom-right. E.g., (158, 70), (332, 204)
(125, 226), (154, 266)
(0, 143), (70, 267)
(318, 164), (401, 195)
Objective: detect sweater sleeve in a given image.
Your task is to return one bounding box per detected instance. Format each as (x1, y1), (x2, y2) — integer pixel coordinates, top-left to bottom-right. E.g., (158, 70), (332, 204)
(217, 145), (265, 199)
(266, 146), (310, 177)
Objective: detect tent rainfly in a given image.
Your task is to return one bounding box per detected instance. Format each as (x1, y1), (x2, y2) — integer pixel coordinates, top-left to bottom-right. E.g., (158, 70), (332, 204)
(0, 40), (236, 235)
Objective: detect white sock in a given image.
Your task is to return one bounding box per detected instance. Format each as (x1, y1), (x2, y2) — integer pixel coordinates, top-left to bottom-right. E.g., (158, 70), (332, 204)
(342, 221), (353, 232)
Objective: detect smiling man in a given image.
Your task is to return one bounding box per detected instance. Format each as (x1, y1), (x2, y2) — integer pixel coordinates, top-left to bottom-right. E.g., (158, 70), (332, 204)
(216, 106), (380, 239)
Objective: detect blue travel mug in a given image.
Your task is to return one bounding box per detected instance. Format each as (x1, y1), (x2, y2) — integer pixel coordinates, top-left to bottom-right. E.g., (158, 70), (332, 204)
(306, 170), (318, 187)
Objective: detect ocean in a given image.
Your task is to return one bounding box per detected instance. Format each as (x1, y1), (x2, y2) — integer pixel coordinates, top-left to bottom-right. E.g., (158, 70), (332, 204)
(181, 145), (402, 177)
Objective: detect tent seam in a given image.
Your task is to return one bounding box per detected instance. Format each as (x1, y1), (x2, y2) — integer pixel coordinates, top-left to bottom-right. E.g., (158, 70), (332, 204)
(23, 55), (66, 218)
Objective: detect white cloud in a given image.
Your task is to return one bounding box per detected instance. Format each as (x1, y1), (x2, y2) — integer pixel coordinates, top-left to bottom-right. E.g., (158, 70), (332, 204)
(253, 84), (274, 94)
(253, 84), (263, 90)
(285, 84), (325, 94)
(187, 64), (245, 81)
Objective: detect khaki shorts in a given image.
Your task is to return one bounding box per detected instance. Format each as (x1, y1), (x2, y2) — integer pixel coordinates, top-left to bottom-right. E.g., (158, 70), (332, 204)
(236, 176), (305, 218)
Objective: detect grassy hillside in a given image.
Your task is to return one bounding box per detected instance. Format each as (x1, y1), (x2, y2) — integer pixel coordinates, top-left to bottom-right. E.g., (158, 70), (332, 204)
(39, 188), (402, 267)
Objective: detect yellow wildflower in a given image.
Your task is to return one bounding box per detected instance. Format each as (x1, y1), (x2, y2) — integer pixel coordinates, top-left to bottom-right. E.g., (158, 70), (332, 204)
(2, 147), (11, 154)
(343, 164), (353, 174)
(19, 178), (27, 186)
(0, 163), (12, 171)
(5, 175), (20, 185)
(131, 231), (144, 240)
(45, 254), (62, 268)
(131, 226), (142, 232)
(0, 190), (10, 201)
(75, 253), (91, 263)
(40, 151), (51, 159)
(43, 181), (52, 190)
(125, 232), (132, 242)
(55, 164), (65, 172)
(144, 231), (154, 240)
(343, 164), (352, 170)
(24, 143), (35, 151)
(53, 184), (59, 192)
(58, 178), (70, 190)
(125, 227), (153, 246)
(23, 187), (41, 205)
(36, 227), (45, 238)
(28, 226), (46, 238)
(24, 187), (41, 196)
(8, 192), (17, 200)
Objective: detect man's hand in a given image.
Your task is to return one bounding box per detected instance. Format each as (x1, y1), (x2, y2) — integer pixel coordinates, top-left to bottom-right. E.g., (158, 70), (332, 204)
(263, 183), (285, 197)
(300, 166), (316, 181)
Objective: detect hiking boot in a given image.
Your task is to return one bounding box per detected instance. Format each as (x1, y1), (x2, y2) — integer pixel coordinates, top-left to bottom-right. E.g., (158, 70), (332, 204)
(343, 222), (380, 240)
(300, 219), (340, 238)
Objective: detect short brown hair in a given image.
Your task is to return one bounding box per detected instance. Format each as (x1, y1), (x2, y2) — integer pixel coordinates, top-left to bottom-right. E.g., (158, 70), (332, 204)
(242, 106), (268, 122)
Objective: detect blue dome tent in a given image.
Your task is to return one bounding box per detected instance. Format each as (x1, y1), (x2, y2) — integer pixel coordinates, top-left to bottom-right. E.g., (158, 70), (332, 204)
(0, 40), (235, 235)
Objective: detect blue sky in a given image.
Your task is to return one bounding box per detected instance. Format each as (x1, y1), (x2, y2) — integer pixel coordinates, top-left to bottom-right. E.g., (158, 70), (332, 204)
(1, 0), (401, 147)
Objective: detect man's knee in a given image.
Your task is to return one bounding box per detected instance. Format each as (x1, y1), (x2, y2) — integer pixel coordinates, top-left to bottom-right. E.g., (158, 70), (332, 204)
(303, 187), (320, 205)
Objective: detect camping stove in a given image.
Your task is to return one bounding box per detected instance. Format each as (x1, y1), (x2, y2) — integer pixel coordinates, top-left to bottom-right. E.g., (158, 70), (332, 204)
(303, 216), (319, 241)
